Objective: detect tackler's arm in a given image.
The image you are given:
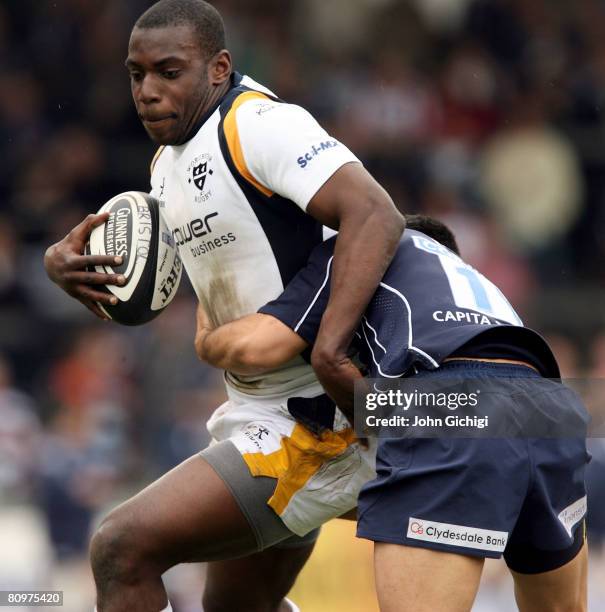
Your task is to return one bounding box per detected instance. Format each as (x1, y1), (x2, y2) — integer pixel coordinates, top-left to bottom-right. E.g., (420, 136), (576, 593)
(195, 304), (307, 375)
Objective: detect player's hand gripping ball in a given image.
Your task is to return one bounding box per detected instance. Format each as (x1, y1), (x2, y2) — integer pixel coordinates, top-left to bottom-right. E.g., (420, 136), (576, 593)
(85, 191), (182, 325)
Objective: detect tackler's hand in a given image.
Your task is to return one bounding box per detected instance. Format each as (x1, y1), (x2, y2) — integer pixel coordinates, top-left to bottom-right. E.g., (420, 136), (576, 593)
(311, 342), (363, 425)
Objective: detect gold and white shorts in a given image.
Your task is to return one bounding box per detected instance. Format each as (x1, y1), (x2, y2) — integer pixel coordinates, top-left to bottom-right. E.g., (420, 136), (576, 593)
(202, 382), (376, 540)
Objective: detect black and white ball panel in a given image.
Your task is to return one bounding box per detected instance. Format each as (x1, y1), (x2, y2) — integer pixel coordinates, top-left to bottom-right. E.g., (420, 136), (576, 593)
(87, 191), (182, 325)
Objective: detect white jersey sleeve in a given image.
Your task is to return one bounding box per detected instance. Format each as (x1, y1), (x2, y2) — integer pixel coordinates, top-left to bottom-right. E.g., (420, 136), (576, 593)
(235, 98), (360, 210)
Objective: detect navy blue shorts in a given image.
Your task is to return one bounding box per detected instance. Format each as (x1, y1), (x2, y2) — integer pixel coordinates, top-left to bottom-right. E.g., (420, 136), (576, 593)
(356, 362), (590, 573)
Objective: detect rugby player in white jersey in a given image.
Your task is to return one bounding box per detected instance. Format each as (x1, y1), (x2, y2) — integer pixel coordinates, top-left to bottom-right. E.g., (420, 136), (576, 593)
(44, 1), (404, 611)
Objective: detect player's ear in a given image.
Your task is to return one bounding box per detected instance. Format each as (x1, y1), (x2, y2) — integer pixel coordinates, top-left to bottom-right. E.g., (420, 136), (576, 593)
(208, 50), (231, 86)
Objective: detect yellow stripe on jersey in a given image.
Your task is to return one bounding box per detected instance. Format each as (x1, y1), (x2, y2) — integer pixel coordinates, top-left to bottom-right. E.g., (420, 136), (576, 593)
(149, 146), (166, 176)
(223, 91), (274, 197)
(242, 423), (357, 515)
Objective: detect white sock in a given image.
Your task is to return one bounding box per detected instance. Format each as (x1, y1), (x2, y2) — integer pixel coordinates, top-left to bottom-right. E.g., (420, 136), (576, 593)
(285, 598), (300, 612)
(94, 603), (172, 612)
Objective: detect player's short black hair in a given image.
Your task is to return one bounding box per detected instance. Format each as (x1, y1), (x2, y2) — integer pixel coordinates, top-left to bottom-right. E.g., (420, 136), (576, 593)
(405, 214), (460, 255)
(135, 0), (225, 60)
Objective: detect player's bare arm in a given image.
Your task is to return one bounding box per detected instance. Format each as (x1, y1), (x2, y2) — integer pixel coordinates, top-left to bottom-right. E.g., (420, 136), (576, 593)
(195, 305), (307, 375)
(307, 162), (404, 411)
(43, 213), (126, 319)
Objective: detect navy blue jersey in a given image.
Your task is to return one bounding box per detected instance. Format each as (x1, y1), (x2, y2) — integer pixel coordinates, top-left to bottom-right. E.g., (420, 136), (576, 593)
(259, 230), (559, 378)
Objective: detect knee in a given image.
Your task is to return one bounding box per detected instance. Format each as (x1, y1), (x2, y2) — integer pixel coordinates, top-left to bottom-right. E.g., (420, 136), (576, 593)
(90, 513), (149, 586)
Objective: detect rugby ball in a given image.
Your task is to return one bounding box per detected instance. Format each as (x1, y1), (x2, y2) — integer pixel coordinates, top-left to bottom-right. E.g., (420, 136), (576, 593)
(86, 191), (182, 325)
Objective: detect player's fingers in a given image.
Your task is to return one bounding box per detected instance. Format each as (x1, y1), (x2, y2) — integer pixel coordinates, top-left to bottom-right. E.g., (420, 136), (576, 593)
(69, 254), (123, 269)
(64, 270), (126, 286)
(88, 212), (110, 228)
(68, 213), (110, 241)
(83, 301), (111, 321)
(70, 285), (119, 307)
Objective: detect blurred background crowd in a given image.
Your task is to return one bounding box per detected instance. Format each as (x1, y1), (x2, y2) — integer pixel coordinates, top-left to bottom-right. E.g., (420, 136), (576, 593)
(1, 0), (605, 610)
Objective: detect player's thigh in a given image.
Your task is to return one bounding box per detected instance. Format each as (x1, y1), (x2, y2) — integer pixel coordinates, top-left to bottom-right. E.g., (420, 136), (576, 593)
(374, 543), (484, 612)
(95, 453), (257, 568)
(511, 540), (587, 612)
(203, 542), (315, 611)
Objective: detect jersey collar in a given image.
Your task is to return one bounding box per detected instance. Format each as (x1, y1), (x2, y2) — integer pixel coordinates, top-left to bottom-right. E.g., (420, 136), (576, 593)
(179, 71), (243, 144)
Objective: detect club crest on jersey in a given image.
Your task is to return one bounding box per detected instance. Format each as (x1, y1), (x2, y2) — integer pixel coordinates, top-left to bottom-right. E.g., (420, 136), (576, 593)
(192, 162), (208, 190)
(187, 153), (214, 203)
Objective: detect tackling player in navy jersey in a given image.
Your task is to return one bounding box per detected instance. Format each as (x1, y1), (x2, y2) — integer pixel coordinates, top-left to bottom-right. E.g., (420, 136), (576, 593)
(197, 215), (589, 612)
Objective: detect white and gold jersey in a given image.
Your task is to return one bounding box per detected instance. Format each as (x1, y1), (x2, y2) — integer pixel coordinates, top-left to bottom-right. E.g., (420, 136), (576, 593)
(150, 73), (359, 396)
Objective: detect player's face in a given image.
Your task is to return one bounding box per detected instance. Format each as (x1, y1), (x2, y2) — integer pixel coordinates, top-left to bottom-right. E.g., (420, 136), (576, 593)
(126, 25), (212, 145)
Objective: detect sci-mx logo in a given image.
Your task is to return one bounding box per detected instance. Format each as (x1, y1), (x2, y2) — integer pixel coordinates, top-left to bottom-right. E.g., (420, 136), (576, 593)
(297, 140), (340, 169)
